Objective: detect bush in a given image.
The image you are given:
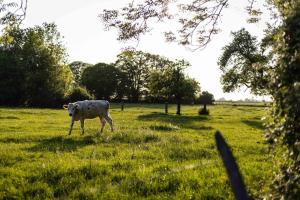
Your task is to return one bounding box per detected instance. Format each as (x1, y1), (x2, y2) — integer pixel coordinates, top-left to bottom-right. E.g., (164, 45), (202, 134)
(198, 107), (209, 115)
(65, 86), (94, 102)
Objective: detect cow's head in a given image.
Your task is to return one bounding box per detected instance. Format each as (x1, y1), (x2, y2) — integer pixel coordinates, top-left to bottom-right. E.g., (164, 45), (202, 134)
(63, 103), (79, 117)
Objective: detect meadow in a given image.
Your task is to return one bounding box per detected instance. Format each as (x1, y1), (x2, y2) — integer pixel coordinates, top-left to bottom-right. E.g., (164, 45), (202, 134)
(0, 104), (274, 199)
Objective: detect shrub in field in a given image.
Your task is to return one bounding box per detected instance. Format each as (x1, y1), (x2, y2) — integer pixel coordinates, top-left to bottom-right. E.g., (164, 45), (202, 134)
(65, 86), (94, 102)
(198, 107), (209, 115)
(197, 91), (214, 115)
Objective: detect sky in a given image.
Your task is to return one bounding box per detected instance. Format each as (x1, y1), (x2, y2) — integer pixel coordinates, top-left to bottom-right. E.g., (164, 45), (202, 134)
(22, 0), (271, 101)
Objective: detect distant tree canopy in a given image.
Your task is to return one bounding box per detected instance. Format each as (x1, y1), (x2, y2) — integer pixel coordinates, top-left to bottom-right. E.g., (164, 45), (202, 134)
(81, 63), (120, 100)
(148, 59), (199, 101)
(0, 23), (72, 107)
(78, 49), (200, 110)
(115, 50), (149, 102)
(69, 61), (92, 86)
(115, 49), (177, 102)
(148, 59), (200, 114)
(198, 91), (215, 105)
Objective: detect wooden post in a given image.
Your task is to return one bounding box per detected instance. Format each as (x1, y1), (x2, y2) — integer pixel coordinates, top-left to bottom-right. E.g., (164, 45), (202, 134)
(165, 102), (168, 114)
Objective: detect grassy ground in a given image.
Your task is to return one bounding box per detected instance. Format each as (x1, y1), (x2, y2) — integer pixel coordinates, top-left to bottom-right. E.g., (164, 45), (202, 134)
(0, 104), (274, 199)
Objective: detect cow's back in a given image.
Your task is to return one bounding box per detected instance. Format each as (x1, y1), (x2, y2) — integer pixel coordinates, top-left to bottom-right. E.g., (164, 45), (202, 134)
(77, 100), (109, 119)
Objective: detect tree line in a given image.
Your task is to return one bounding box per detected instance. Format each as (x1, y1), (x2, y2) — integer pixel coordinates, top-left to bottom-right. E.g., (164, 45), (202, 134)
(78, 50), (201, 104)
(0, 24), (205, 108)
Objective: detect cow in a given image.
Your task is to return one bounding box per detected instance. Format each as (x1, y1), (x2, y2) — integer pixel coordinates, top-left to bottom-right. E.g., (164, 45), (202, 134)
(63, 100), (113, 135)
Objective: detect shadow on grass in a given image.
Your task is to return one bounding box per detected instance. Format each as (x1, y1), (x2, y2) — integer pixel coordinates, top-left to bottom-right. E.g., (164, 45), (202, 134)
(138, 112), (208, 123)
(0, 116), (20, 120)
(138, 112), (210, 131)
(149, 124), (179, 132)
(242, 119), (264, 130)
(187, 125), (214, 131)
(27, 136), (96, 152)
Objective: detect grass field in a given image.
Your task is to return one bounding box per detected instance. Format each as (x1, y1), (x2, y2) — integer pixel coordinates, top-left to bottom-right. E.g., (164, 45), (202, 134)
(0, 104), (274, 199)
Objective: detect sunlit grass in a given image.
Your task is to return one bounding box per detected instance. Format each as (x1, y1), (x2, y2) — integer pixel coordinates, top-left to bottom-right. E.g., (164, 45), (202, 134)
(0, 104), (273, 199)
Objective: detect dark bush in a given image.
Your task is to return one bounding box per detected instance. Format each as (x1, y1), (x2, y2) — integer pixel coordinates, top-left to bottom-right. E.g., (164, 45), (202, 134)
(198, 107), (209, 115)
(65, 86), (94, 102)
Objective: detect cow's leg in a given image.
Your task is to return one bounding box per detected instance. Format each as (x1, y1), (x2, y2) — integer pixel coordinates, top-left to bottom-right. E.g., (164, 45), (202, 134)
(104, 114), (114, 132)
(80, 119), (85, 135)
(99, 116), (106, 133)
(68, 119), (74, 135)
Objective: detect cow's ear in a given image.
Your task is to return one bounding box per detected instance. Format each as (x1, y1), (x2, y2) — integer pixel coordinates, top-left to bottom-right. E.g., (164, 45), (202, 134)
(63, 104), (68, 109)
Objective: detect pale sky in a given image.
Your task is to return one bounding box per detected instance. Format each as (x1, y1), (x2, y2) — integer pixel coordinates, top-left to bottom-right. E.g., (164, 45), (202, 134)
(22, 0), (271, 101)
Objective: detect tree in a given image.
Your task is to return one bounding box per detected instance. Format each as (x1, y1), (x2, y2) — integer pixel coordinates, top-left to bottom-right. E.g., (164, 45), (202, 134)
(100, 0), (300, 198)
(148, 59), (200, 115)
(264, 2), (300, 198)
(0, 23), (72, 107)
(69, 61), (92, 86)
(198, 91), (215, 105)
(0, 1), (26, 106)
(115, 50), (148, 102)
(23, 23), (72, 107)
(198, 91), (215, 115)
(218, 28), (269, 95)
(115, 49), (172, 102)
(81, 63), (120, 100)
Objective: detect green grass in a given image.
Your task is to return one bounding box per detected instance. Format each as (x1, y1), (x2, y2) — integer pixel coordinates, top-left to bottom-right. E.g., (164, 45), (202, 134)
(0, 104), (274, 199)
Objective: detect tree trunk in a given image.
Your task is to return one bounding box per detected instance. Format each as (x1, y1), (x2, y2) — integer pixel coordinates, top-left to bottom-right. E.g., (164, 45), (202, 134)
(176, 98), (181, 115)
(165, 102), (168, 114)
(132, 91), (139, 103)
(121, 101), (124, 111)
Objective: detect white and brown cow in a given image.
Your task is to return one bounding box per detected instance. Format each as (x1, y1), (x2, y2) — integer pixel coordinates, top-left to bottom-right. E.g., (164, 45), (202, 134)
(63, 100), (113, 135)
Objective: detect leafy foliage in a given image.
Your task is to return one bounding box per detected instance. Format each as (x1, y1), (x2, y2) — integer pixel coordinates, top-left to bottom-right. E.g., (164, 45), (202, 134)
(65, 86), (94, 102)
(115, 50), (150, 102)
(81, 63), (120, 100)
(198, 91), (215, 105)
(69, 61), (92, 86)
(100, 0), (230, 50)
(0, 23), (72, 107)
(264, 1), (300, 198)
(115, 49), (173, 102)
(148, 60), (200, 114)
(218, 28), (269, 95)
